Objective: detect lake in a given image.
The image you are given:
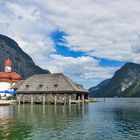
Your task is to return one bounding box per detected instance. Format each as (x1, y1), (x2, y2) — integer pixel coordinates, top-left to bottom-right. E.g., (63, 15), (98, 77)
(0, 98), (140, 140)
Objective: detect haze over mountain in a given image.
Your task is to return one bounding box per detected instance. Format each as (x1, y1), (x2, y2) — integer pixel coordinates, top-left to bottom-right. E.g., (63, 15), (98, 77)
(0, 34), (50, 79)
(89, 62), (140, 97)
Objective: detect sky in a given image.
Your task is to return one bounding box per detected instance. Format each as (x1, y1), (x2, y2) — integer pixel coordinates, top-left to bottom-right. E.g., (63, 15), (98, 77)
(0, 0), (140, 89)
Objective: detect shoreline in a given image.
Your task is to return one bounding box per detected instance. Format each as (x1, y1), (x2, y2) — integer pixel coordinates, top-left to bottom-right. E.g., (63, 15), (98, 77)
(0, 100), (17, 105)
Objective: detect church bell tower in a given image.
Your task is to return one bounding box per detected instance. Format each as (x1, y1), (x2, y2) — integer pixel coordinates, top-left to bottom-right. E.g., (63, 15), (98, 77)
(4, 58), (12, 72)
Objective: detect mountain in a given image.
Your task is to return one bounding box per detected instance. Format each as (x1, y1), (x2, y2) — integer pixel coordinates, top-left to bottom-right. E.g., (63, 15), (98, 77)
(89, 62), (140, 97)
(89, 79), (110, 97)
(0, 34), (50, 79)
(120, 78), (140, 97)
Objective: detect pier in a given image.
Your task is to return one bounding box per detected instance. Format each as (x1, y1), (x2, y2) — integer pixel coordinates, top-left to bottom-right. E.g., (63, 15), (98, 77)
(0, 100), (17, 105)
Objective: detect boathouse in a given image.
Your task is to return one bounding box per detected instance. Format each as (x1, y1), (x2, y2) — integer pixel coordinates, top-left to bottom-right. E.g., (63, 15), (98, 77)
(13, 73), (89, 104)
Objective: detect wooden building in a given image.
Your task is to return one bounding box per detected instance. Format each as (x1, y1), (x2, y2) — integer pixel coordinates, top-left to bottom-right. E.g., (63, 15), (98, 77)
(13, 73), (89, 104)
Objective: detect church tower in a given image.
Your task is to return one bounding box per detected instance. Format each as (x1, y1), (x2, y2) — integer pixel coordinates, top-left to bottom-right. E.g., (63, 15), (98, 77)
(4, 58), (12, 72)
(0, 58), (21, 98)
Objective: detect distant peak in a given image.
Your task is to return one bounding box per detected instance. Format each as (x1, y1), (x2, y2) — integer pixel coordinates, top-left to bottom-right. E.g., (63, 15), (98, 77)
(122, 62), (140, 69)
(0, 34), (14, 41)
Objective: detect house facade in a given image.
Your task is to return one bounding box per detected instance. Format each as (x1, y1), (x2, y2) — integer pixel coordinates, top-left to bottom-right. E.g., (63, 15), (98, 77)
(14, 73), (89, 104)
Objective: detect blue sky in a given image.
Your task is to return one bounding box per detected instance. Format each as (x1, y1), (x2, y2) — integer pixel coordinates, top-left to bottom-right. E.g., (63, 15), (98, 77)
(50, 30), (85, 57)
(51, 29), (126, 66)
(0, 0), (140, 89)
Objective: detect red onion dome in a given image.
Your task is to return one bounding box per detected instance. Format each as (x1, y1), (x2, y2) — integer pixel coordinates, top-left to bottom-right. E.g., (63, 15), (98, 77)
(0, 72), (22, 82)
(0, 72), (11, 80)
(4, 58), (12, 66)
(11, 72), (22, 81)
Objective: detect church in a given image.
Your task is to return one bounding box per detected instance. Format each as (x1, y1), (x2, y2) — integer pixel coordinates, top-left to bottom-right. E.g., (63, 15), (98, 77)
(0, 59), (21, 98)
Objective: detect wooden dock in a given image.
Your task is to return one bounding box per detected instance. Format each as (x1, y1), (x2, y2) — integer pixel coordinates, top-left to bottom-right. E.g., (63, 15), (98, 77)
(19, 99), (89, 105)
(0, 100), (17, 105)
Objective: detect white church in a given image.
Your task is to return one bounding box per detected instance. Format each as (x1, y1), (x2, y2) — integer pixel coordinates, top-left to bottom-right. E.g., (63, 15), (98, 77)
(0, 59), (21, 98)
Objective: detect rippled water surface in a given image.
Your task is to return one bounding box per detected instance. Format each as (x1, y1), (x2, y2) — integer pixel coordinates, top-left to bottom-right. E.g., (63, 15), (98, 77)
(0, 98), (140, 140)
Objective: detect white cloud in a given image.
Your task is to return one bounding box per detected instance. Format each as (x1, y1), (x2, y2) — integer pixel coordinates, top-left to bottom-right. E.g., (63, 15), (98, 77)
(36, 0), (140, 62)
(0, 1), (56, 65)
(1, 0), (140, 88)
(39, 54), (118, 88)
(6, 2), (40, 21)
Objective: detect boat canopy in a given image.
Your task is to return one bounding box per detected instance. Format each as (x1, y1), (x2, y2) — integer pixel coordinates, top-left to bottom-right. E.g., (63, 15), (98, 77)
(0, 90), (16, 95)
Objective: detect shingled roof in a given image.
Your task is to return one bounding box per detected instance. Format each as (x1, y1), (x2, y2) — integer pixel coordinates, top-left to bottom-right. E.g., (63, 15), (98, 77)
(15, 73), (88, 94)
(12, 80), (25, 89)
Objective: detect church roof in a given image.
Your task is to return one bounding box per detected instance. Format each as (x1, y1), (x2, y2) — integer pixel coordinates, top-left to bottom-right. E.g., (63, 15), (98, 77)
(15, 73), (88, 94)
(0, 58), (22, 82)
(0, 72), (22, 82)
(12, 80), (25, 89)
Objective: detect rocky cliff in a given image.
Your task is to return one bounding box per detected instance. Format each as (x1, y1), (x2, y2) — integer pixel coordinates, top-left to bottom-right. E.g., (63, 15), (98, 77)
(0, 34), (50, 79)
(89, 62), (140, 97)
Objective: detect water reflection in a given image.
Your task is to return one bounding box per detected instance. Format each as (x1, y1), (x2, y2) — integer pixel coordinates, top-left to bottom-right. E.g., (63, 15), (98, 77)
(88, 98), (140, 140)
(0, 105), (32, 140)
(1, 99), (140, 140)
(0, 104), (88, 140)
(112, 102), (140, 139)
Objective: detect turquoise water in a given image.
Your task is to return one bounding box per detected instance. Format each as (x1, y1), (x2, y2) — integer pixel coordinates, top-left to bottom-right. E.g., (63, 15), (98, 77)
(0, 98), (140, 140)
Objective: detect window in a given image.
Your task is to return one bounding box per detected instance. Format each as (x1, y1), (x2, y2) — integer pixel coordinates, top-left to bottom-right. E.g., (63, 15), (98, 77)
(26, 85), (30, 88)
(54, 84), (58, 88)
(39, 84), (43, 88)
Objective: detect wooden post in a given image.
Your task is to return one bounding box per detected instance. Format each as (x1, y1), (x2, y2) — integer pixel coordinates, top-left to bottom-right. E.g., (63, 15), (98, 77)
(50, 94), (53, 104)
(46, 95), (48, 104)
(18, 95), (20, 105)
(47, 95), (50, 104)
(48, 94), (50, 104)
(43, 94), (45, 105)
(69, 95), (71, 105)
(31, 94), (34, 104)
(54, 95), (57, 105)
(22, 95), (25, 104)
(64, 96), (66, 105)
(78, 96), (80, 100)
(82, 94), (84, 104)
(78, 96), (81, 103)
